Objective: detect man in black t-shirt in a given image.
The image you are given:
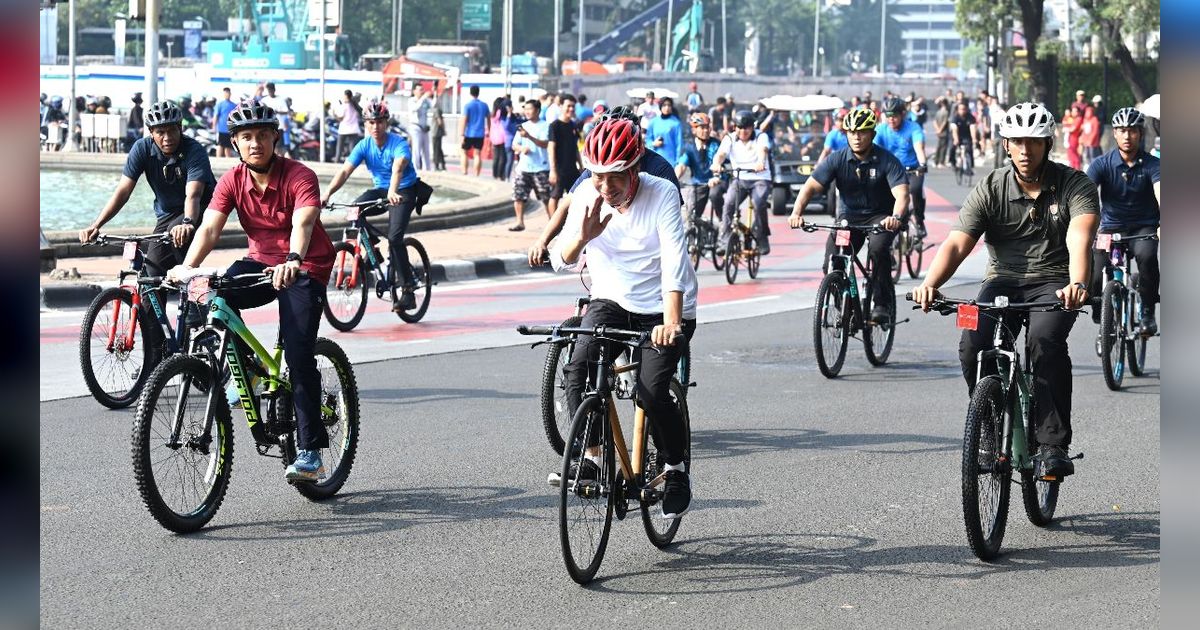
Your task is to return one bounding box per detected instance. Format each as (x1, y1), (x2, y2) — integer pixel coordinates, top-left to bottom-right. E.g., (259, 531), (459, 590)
(949, 101), (978, 175)
(547, 93), (582, 219)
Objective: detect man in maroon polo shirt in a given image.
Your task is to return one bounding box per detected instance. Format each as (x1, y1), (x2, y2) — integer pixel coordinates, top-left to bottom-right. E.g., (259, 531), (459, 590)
(172, 102), (336, 482)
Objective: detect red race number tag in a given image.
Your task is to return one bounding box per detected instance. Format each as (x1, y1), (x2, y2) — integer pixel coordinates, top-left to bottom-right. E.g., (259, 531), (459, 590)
(1095, 234), (1112, 251)
(956, 304), (980, 331)
(123, 241), (138, 261)
(187, 277), (211, 304)
(345, 207), (360, 221)
(835, 230), (852, 246)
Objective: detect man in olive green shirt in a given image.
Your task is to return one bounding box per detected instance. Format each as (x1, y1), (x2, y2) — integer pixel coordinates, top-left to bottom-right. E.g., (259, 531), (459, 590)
(912, 102), (1099, 478)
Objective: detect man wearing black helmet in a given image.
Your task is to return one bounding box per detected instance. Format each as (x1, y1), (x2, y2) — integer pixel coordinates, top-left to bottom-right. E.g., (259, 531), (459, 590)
(320, 100), (422, 311)
(712, 113), (772, 255)
(80, 100), (216, 278)
(173, 102), (337, 483)
(875, 96), (929, 237)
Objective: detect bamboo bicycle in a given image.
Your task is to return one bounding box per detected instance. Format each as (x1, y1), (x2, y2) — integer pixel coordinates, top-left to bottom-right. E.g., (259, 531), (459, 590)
(722, 168), (765, 284)
(519, 323), (690, 584)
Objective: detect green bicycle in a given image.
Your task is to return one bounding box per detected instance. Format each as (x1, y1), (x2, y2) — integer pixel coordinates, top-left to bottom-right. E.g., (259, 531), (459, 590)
(132, 269), (361, 533)
(911, 293), (1083, 561)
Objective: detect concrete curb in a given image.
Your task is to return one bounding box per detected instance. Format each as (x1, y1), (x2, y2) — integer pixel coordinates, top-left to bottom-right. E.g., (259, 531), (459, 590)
(41, 252), (550, 310)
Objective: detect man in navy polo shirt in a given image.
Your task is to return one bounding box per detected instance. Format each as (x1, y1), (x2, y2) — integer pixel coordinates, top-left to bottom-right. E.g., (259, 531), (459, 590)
(1087, 107), (1162, 332)
(321, 100), (421, 311)
(789, 106), (909, 323)
(80, 100), (216, 277)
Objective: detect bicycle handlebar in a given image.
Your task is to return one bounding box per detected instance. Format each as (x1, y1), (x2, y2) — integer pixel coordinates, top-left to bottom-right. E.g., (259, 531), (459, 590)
(1103, 232), (1159, 244)
(517, 324), (649, 345)
(87, 232), (171, 246)
(795, 221), (886, 234)
(325, 199), (388, 211)
(904, 293), (1065, 314)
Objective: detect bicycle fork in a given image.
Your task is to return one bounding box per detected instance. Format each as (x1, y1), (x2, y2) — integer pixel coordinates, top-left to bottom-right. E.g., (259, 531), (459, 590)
(107, 290), (141, 352)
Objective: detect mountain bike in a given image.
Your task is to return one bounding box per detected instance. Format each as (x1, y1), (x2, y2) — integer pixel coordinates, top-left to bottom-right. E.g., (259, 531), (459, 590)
(132, 269), (360, 533)
(1093, 232), (1158, 390)
(323, 199), (435, 330)
(684, 187), (725, 271)
(79, 233), (197, 409)
(909, 293), (1083, 561)
(798, 220), (905, 378)
(722, 168), (765, 285)
(519, 323), (691, 584)
(536, 297), (694, 456)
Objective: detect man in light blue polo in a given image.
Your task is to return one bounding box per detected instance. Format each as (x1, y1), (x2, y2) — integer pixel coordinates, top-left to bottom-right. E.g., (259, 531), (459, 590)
(321, 100), (421, 310)
(874, 96), (929, 237)
(212, 87), (238, 158)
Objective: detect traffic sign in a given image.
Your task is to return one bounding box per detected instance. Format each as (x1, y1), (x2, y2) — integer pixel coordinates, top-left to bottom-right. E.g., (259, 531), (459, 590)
(308, 0), (341, 28)
(462, 0), (492, 32)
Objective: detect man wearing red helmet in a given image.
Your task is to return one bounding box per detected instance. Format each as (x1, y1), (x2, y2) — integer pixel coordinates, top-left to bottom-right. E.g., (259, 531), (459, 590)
(549, 117), (699, 520)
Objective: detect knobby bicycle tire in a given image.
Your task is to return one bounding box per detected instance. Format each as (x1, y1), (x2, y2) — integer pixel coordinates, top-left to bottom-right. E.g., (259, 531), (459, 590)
(80, 287), (158, 409)
(559, 395), (615, 584)
(540, 315), (583, 455)
(641, 379), (690, 548)
(293, 338), (361, 501)
(962, 376), (1011, 561)
(813, 272), (850, 378)
(394, 237), (433, 323)
(323, 241), (369, 332)
(131, 354), (233, 533)
(1100, 281), (1126, 391)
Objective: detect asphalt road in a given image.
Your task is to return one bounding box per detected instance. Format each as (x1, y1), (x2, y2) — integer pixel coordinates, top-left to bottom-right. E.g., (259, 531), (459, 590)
(40, 168), (1160, 626)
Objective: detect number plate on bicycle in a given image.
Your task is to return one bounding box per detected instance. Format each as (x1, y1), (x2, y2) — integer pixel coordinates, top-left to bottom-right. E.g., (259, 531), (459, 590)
(835, 230), (851, 246)
(345, 207), (360, 221)
(1095, 233), (1112, 251)
(123, 241), (139, 261)
(187, 277), (211, 304)
(956, 304), (980, 331)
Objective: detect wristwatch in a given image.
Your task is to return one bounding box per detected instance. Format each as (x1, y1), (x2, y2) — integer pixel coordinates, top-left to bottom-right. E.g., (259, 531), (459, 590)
(180, 216), (194, 226)
(286, 252), (303, 263)
(1072, 282), (1087, 291)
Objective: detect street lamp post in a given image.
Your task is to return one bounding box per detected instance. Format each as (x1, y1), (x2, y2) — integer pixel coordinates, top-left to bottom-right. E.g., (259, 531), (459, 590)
(319, 0), (327, 163)
(578, 0), (585, 65)
(146, 0), (159, 104)
(721, 0), (727, 70)
(66, 0), (77, 151)
(879, 0), (886, 74)
(812, 0), (820, 78)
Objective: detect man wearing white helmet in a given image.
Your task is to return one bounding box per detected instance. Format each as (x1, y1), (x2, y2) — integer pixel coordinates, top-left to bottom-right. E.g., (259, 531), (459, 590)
(912, 102), (1099, 478)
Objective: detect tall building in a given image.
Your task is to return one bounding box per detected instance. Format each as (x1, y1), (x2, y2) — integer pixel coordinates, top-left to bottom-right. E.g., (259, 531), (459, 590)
(891, 0), (964, 74)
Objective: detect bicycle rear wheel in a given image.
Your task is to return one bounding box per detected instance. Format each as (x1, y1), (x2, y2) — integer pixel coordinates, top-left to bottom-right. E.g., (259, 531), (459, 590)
(905, 237), (925, 279)
(324, 242), (368, 332)
(293, 338), (361, 501)
(1126, 285), (1148, 377)
(747, 237), (761, 279)
(891, 236), (904, 283)
(131, 354), (233, 533)
(708, 223), (726, 271)
(559, 396), (615, 584)
(80, 287), (157, 409)
(641, 379), (690, 548)
(724, 232), (741, 284)
(813, 272), (850, 378)
(394, 237), (433, 323)
(540, 315), (583, 455)
(962, 376), (1011, 561)
(1099, 281), (1126, 391)
(686, 226), (702, 270)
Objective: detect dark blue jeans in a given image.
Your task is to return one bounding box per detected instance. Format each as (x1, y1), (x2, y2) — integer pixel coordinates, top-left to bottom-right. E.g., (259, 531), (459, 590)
(222, 259), (329, 451)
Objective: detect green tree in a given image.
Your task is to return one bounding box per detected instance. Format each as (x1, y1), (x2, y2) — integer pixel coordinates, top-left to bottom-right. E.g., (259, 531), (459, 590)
(956, 0), (1055, 106)
(1076, 0), (1159, 102)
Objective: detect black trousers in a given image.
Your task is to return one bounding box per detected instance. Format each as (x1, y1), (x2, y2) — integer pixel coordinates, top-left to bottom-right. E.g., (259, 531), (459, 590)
(144, 212), (189, 278)
(222, 259), (329, 451)
(491, 143), (508, 179)
(906, 170), (927, 226)
(1090, 225), (1159, 308)
(355, 188), (417, 286)
(683, 182), (724, 222)
(563, 299), (696, 467)
(823, 214), (897, 310)
(959, 279), (1078, 448)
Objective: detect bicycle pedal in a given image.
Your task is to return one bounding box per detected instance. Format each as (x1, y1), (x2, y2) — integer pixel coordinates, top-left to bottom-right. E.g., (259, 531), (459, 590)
(1070, 452), (1085, 460)
(1039, 475), (1061, 482)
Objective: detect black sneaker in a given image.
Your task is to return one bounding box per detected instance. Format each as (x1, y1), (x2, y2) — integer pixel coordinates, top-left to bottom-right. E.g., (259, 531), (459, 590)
(661, 470), (691, 519)
(915, 222), (928, 239)
(870, 305), (892, 326)
(1141, 313), (1158, 336)
(394, 288), (417, 311)
(1036, 445), (1075, 478)
(1091, 305), (1102, 325)
(567, 458), (601, 482)
(757, 243), (771, 256)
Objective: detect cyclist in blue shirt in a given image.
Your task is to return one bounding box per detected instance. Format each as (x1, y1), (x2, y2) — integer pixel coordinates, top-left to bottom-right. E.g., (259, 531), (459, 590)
(874, 97), (929, 237)
(818, 111), (849, 164)
(1086, 107), (1162, 333)
(321, 100), (421, 311)
(675, 112), (725, 221)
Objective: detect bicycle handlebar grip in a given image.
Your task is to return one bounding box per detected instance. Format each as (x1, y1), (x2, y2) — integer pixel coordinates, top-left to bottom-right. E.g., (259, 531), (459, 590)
(517, 325), (555, 336)
(904, 292), (915, 301)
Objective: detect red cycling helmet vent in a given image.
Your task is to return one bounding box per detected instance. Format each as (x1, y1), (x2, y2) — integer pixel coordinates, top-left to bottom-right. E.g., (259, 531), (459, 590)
(582, 119), (645, 173)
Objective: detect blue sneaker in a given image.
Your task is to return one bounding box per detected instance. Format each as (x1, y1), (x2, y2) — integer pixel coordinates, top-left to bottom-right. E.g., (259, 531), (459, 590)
(285, 449), (325, 482)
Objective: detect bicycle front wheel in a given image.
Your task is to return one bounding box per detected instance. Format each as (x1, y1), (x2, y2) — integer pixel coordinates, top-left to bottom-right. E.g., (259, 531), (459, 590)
(394, 237), (433, 323)
(708, 223), (726, 271)
(1126, 285), (1148, 377)
(540, 315), (582, 455)
(131, 354), (233, 533)
(813, 272), (850, 378)
(641, 379), (690, 548)
(962, 376), (1012, 561)
(80, 287), (157, 409)
(686, 226), (702, 271)
(862, 289), (896, 367)
(559, 396), (615, 585)
(293, 338), (361, 501)
(1099, 281), (1126, 391)
(724, 232), (741, 284)
(324, 241), (368, 332)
